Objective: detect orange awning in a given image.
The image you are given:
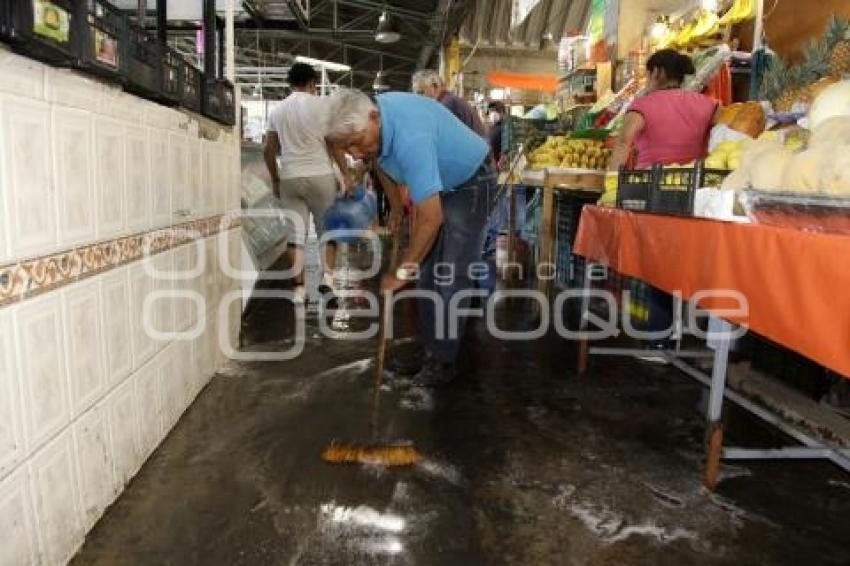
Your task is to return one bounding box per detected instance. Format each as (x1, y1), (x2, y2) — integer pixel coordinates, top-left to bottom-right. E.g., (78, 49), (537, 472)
(486, 71), (559, 93)
(574, 206), (850, 378)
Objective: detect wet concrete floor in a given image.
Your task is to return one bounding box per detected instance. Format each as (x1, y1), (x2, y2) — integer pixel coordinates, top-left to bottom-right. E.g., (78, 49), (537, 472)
(73, 251), (850, 565)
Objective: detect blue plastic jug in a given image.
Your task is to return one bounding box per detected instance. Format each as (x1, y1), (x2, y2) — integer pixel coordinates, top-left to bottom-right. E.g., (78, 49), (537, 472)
(322, 186), (377, 242)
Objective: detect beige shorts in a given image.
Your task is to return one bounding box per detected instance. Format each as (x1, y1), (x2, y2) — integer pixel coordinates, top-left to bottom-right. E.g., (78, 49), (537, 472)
(278, 174), (339, 245)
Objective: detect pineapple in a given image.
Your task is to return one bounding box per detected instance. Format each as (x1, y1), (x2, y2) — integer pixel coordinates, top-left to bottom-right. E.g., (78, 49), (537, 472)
(825, 15), (850, 78)
(763, 39), (835, 112)
(764, 58), (809, 112)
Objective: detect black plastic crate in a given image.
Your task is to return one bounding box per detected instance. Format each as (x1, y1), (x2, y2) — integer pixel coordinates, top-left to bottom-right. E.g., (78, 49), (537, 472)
(160, 45), (181, 104)
(502, 116), (564, 159)
(650, 164), (698, 216)
(77, 0), (124, 79)
(617, 162), (731, 216)
(0, 2), (10, 41)
(650, 162), (731, 216)
(124, 24), (160, 100)
(180, 60), (202, 113)
(4, 0), (78, 66)
(616, 167), (653, 211)
(203, 76), (235, 126)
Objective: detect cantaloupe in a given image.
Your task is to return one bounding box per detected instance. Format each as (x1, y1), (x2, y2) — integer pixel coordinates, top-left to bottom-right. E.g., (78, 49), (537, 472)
(820, 145), (850, 196)
(783, 149), (830, 193)
(751, 147), (794, 191)
(808, 80), (850, 131)
(809, 116), (850, 149)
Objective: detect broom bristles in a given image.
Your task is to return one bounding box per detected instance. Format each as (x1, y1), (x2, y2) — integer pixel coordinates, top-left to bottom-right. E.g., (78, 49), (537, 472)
(322, 442), (422, 466)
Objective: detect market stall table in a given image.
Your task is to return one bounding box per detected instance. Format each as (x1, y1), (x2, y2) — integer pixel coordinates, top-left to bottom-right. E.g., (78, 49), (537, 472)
(506, 169), (602, 290)
(572, 206), (850, 488)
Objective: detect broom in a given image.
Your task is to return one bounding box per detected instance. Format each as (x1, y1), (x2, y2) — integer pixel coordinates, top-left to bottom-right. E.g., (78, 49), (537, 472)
(322, 230), (422, 467)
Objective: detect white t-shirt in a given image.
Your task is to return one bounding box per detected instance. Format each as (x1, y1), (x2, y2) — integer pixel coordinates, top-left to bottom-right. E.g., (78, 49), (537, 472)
(266, 91), (334, 180)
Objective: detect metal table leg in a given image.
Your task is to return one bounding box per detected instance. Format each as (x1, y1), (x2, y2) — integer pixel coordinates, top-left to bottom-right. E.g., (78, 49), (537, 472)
(704, 318), (733, 490)
(507, 185), (516, 281)
(577, 261), (594, 375)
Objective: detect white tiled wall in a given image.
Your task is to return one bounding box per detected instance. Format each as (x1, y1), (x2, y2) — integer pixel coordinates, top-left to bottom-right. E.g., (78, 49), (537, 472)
(0, 49), (242, 565)
(63, 279), (106, 419)
(1, 96), (56, 259)
(94, 117), (127, 240)
(53, 106), (95, 248)
(0, 311), (24, 479)
(0, 233), (242, 565)
(0, 49), (238, 263)
(0, 467), (39, 565)
(125, 125), (151, 235)
(100, 269), (133, 388)
(14, 294), (71, 456)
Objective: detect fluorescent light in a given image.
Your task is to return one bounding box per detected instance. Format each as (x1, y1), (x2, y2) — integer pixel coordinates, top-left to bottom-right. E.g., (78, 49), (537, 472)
(650, 16), (669, 40)
(294, 56), (351, 72)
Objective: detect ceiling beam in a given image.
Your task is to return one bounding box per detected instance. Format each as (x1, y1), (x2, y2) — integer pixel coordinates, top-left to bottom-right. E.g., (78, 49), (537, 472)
(334, 0), (431, 21)
(235, 28), (418, 62)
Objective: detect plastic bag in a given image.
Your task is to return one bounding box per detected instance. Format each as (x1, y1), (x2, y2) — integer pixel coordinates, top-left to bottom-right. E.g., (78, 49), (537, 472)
(708, 124), (752, 153)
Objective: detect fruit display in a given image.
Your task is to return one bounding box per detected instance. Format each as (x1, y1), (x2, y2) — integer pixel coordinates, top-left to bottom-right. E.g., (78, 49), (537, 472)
(808, 80), (850, 130)
(706, 140), (747, 170)
(718, 0), (757, 25)
(658, 1), (754, 50)
(762, 16), (850, 113)
(527, 137), (612, 171)
(715, 102), (766, 138)
(721, 115), (850, 196)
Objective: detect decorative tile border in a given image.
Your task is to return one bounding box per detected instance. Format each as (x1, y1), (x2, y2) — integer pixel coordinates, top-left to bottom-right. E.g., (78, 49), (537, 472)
(0, 214), (242, 308)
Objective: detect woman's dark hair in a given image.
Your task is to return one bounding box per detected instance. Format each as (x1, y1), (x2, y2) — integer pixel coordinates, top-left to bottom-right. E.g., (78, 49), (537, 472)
(287, 62), (319, 87)
(488, 101), (506, 114)
(646, 49), (695, 85)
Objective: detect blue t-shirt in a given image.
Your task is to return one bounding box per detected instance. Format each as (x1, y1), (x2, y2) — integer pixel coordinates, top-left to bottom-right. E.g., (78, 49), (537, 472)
(376, 92), (489, 204)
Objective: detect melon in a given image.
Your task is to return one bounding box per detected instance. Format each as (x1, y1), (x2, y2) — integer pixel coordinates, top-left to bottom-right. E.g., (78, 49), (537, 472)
(809, 116), (850, 149)
(782, 149), (830, 193)
(820, 145), (850, 196)
(751, 147), (794, 191)
(720, 168), (751, 191)
(808, 80), (850, 131)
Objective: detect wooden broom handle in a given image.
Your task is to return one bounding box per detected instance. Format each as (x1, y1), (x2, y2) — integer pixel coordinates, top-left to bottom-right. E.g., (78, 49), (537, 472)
(369, 231), (402, 433)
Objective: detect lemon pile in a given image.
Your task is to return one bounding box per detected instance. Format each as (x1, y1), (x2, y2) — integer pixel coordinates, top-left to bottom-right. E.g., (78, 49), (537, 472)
(528, 137), (612, 170)
(705, 140), (747, 170)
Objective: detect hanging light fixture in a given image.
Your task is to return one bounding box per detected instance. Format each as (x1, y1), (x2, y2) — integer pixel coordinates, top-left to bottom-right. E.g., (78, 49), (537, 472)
(372, 71), (390, 91)
(375, 10), (401, 43)
(373, 54), (390, 91)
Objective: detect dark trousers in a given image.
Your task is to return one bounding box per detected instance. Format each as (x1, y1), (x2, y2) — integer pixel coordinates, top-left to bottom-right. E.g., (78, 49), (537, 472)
(417, 165), (495, 364)
(648, 286), (675, 339)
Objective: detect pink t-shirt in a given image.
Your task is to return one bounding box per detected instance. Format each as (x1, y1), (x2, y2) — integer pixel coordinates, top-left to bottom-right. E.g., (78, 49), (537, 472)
(628, 89), (717, 169)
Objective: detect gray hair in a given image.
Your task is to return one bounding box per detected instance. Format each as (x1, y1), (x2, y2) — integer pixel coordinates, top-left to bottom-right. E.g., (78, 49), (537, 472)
(411, 69), (443, 93)
(324, 88), (377, 141)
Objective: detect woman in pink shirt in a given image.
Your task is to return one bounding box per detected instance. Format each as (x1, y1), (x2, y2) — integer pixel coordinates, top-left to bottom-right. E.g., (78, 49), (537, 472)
(607, 50), (720, 357)
(609, 49), (719, 171)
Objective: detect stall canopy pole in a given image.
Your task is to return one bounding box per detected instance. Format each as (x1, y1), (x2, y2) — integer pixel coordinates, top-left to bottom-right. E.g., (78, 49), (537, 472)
(753, 0), (765, 50)
(204, 0), (216, 78)
(156, 0), (167, 45)
(226, 0), (235, 82)
(217, 16), (226, 78)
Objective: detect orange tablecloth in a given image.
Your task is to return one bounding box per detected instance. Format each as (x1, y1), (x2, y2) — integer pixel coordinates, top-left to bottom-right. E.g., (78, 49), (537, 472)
(573, 206), (850, 379)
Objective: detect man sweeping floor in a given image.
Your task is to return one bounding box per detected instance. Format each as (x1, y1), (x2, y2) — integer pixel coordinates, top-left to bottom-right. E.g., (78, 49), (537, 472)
(325, 89), (495, 385)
